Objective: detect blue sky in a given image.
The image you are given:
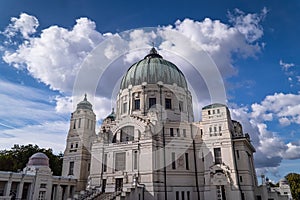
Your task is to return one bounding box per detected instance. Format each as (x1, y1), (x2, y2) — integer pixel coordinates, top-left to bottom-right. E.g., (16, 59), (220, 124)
(0, 0), (300, 182)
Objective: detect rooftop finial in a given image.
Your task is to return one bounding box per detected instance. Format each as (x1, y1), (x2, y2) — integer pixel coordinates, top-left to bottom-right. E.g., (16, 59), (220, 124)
(84, 93), (87, 101)
(144, 44), (162, 59)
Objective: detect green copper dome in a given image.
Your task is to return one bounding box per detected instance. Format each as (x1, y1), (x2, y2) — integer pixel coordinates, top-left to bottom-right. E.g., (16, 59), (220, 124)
(120, 48), (188, 89)
(77, 94), (93, 111)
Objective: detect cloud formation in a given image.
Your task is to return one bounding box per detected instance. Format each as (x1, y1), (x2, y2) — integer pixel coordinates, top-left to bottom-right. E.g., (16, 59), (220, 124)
(231, 92), (300, 175)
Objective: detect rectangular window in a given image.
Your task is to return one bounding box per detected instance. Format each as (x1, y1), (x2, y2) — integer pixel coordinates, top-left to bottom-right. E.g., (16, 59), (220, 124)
(40, 184), (46, 188)
(187, 191), (190, 200)
(236, 150), (240, 159)
(75, 143), (78, 148)
(179, 101), (183, 112)
(176, 191), (179, 200)
(183, 129), (187, 137)
(87, 119), (89, 129)
(185, 153), (189, 170)
(219, 126), (222, 132)
(208, 110), (211, 115)
(209, 127), (212, 133)
(165, 98), (172, 109)
(214, 127), (217, 132)
(134, 99), (140, 110)
(115, 152), (126, 171)
(217, 109), (220, 114)
(171, 152), (176, 169)
(133, 150), (138, 170)
(70, 143), (73, 149)
(78, 118), (81, 128)
(73, 119), (76, 129)
(149, 98), (156, 109)
(213, 109), (215, 114)
(240, 176), (243, 182)
(123, 102), (127, 114)
(69, 161), (74, 175)
(176, 128), (180, 137)
(182, 191), (185, 200)
(38, 191), (46, 200)
(103, 153), (107, 172)
(170, 128), (174, 137)
(214, 148), (222, 164)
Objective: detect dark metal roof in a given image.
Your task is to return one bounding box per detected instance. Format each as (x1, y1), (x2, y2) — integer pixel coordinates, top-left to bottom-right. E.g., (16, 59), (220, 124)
(120, 48), (187, 89)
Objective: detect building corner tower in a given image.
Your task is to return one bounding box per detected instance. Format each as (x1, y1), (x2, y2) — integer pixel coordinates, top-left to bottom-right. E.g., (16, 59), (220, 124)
(62, 94), (96, 191)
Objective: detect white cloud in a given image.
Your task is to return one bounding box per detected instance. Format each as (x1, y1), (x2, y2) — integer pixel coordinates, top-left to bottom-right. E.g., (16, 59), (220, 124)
(228, 7), (267, 43)
(3, 15), (104, 92)
(3, 13), (39, 39)
(231, 92), (300, 174)
(0, 121), (68, 153)
(279, 59), (295, 71)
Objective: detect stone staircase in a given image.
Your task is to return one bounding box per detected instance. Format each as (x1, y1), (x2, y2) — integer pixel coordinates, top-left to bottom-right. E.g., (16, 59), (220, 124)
(73, 188), (132, 200)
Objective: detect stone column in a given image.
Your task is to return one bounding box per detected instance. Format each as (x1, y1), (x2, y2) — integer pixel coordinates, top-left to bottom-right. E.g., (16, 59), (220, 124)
(55, 184), (62, 200)
(4, 174), (12, 196)
(16, 180), (24, 199)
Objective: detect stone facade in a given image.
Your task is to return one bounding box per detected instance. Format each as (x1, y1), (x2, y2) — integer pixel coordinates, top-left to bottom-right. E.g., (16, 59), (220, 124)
(61, 48), (291, 200)
(0, 153), (76, 200)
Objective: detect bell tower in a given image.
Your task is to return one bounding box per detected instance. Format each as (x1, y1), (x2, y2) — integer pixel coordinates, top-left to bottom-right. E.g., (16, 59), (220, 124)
(62, 94), (96, 191)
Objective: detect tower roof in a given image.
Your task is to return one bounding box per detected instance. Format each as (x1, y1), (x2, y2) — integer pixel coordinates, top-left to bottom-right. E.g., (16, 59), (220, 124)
(77, 94), (93, 111)
(120, 48), (187, 89)
(106, 108), (116, 121)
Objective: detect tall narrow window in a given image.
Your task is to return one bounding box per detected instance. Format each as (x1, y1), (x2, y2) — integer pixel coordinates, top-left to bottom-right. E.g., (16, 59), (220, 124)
(78, 118), (81, 128)
(69, 161), (74, 175)
(115, 152), (126, 171)
(181, 191), (185, 200)
(213, 109), (215, 114)
(133, 150), (138, 170)
(187, 191), (190, 200)
(149, 98), (156, 109)
(134, 99), (140, 110)
(103, 153), (107, 172)
(171, 152), (176, 169)
(217, 109), (220, 114)
(165, 98), (172, 109)
(87, 119), (89, 129)
(73, 119), (76, 129)
(219, 126), (222, 132)
(179, 101), (183, 112)
(176, 191), (179, 200)
(185, 153), (189, 170)
(123, 102), (127, 114)
(209, 127), (212, 133)
(214, 148), (222, 164)
(208, 110), (211, 115)
(170, 128), (174, 137)
(236, 150), (240, 160)
(183, 129), (187, 137)
(176, 128), (180, 137)
(214, 127), (217, 132)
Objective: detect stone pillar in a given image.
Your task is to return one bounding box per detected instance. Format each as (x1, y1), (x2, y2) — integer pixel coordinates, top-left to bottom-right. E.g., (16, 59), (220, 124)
(4, 174), (12, 196)
(66, 185), (71, 199)
(16, 180), (24, 199)
(55, 185), (62, 200)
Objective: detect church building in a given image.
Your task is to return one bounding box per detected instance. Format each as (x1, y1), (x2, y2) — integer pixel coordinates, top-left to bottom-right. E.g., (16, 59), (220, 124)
(62, 48), (266, 200)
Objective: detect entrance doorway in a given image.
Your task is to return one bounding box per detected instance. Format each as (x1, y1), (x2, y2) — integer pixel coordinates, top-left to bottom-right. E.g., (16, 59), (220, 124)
(115, 178), (123, 192)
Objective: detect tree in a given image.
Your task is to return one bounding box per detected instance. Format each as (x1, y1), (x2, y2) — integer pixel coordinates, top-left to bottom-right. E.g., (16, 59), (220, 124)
(286, 173), (300, 200)
(0, 144), (63, 175)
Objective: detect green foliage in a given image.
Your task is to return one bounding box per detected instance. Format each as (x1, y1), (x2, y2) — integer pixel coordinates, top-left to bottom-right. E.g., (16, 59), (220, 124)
(286, 173), (300, 200)
(0, 144), (63, 176)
